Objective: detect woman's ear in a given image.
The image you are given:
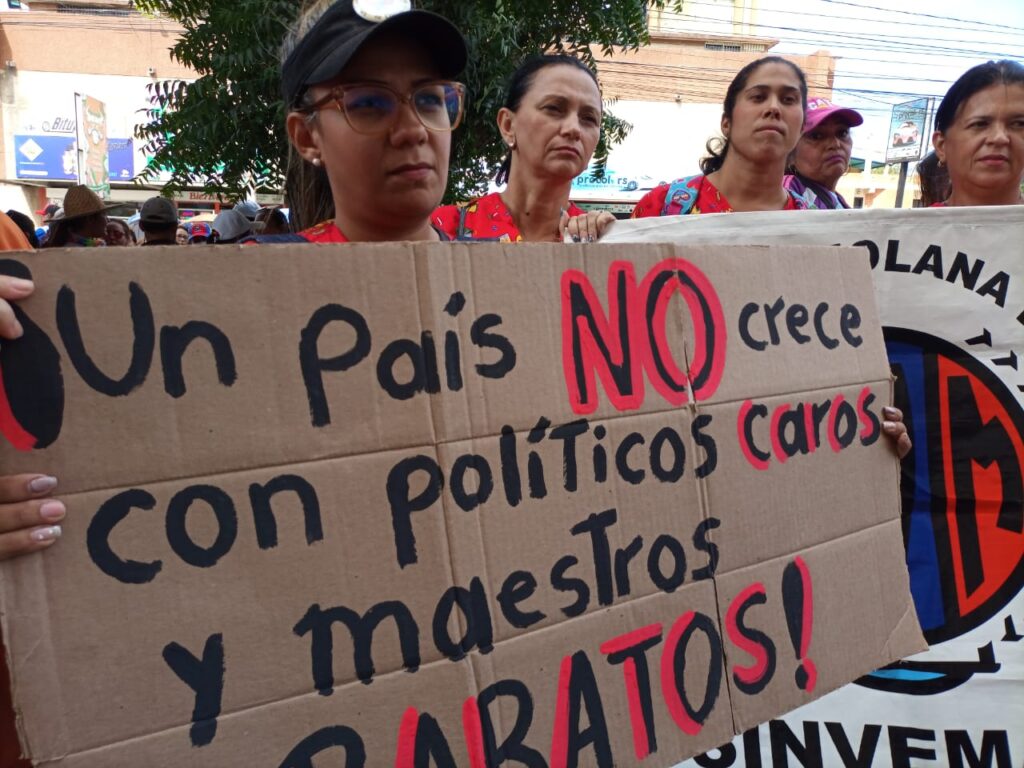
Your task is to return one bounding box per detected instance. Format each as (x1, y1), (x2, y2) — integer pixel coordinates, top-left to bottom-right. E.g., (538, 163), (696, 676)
(720, 112), (731, 140)
(496, 108), (516, 148)
(931, 131), (946, 165)
(286, 112), (322, 165)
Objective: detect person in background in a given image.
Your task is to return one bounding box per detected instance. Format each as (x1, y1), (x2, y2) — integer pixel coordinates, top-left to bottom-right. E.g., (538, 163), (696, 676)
(105, 218), (136, 247)
(0, 212), (31, 251)
(175, 225), (190, 245)
(432, 54), (613, 242)
(784, 97), (863, 209)
(633, 56), (812, 217)
(6, 210), (39, 248)
(40, 186), (112, 248)
(188, 222), (213, 244)
(916, 151), (950, 207)
(276, 0), (466, 242)
(37, 203), (61, 224)
(233, 200), (262, 222)
(210, 209), (254, 244)
(138, 196), (180, 245)
(256, 206), (290, 235)
(931, 59), (1024, 207)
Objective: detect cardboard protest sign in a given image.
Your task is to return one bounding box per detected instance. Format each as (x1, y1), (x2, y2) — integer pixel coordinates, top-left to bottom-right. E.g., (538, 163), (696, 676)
(607, 207), (1024, 766)
(0, 243), (925, 767)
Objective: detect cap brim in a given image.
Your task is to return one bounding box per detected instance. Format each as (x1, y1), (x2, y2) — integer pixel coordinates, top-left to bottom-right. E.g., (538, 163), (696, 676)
(303, 11), (467, 92)
(805, 107), (864, 133)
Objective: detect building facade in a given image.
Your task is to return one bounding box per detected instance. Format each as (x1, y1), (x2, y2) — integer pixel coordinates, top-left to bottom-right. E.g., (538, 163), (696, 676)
(0, 0), (191, 218)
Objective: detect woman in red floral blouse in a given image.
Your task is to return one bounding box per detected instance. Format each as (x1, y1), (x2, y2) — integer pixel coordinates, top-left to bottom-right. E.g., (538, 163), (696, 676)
(632, 56), (812, 219)
(433, 54), (614, 243)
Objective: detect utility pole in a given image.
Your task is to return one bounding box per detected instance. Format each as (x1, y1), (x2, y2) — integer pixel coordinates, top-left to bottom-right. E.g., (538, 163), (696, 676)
(894, 162), (909, 209)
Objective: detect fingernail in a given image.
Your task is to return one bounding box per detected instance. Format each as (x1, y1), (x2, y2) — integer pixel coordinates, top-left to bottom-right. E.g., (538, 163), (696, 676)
(39, 500), (65, 522)
(7, 278), (32, 293)
(10, 319), (23, 338)
(883, 421), (896, 431)
(883, 406), (897, 416)
(30, 525), (61, 543)
(28, 476), (58, 494)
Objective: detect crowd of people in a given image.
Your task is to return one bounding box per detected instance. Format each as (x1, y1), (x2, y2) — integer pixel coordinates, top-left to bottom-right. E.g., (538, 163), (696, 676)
(8, 190), (293, 251)
(0, 0), (1022, 761)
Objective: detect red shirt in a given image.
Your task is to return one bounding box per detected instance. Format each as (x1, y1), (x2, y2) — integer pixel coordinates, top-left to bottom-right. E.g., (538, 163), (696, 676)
(299, 221), (349, 242)
(433, 192), (585, 242)
(631, 175), (803, 218)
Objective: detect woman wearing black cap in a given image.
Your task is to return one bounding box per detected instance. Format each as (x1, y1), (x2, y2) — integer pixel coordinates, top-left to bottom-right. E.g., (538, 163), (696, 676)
(279, 0), (467, 241)
(0, 0), (469, 561)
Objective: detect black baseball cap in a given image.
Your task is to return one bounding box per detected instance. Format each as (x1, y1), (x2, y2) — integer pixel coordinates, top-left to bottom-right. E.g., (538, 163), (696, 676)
(281, 0), (467, 108)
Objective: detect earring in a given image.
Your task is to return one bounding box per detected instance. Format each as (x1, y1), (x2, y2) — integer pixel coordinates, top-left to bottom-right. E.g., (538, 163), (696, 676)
(937, 158), (945, 168)
(509, 137), (517, 150)
(312, 157), (322, 167)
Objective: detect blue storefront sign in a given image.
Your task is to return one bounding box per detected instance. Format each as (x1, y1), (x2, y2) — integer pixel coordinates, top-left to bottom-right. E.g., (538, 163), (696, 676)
(108, 138), (134, 181)
(14, 135), (134, 181)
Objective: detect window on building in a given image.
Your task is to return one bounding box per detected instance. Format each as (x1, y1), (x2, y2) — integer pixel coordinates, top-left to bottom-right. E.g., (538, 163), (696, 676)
(705, 42), (743, 52)
(56, 3), (135, 16)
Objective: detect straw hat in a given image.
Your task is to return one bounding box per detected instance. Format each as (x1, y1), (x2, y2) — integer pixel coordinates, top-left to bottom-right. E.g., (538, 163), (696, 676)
(58, 185), (118, 222)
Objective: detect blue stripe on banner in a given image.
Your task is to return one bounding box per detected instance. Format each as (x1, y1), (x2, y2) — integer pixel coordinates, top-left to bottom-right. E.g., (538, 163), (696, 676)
(887, 340), (946, 631)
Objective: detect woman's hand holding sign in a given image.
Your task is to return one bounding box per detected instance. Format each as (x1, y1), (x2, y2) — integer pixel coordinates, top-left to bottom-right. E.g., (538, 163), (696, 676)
(0, 474), (63, 560)
(0, 274), (32, 340)
(883, 406), (911, 459)
(0, 275), (66, 560)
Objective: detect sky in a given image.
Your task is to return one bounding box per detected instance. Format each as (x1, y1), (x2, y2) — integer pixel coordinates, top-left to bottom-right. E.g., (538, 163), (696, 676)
(726, 0), (1024, 159)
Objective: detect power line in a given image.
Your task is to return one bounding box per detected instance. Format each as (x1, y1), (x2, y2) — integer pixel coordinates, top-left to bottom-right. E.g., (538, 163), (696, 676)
(666, 11), (1023, 60)
(819, 0), (1024, 33)
(675, 0), (1024, 38)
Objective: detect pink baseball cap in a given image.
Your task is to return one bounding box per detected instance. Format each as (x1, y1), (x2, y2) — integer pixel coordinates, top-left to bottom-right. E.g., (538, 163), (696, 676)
(804, 97), (864, 133)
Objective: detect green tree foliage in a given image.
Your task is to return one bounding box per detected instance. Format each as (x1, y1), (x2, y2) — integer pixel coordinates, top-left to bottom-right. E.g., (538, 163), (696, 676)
(133, 0), (656, 202)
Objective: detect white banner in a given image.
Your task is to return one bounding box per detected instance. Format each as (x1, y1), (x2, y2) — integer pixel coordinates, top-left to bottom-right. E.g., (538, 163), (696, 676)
(608, 207), (1024, 768)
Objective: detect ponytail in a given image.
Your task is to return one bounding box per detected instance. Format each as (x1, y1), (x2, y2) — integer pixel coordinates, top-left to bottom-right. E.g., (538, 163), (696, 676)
(700, 137), (729, 176)
(494, 153), (512, 186)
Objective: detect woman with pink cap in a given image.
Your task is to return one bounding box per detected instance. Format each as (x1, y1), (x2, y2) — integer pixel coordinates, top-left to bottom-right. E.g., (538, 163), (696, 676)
(784, 97), (864, 209)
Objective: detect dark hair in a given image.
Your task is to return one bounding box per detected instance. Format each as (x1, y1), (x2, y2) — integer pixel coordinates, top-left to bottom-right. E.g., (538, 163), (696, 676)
(700, 56), (808, 176)
(935, 59), (1024, 133)
(108, 217), (136, 244)
(42, 212), (106, 248)
(916, 151), (951, 207)
(494, 54), (601, 186)
(42, 217), (71, 248)
(258, 207), (291, 234)
(285, 143), (334, 232)
(6, 209), (38, 248)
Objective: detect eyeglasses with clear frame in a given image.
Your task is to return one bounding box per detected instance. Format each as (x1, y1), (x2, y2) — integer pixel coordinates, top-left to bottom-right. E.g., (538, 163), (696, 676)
(300, 81), (466, 135)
